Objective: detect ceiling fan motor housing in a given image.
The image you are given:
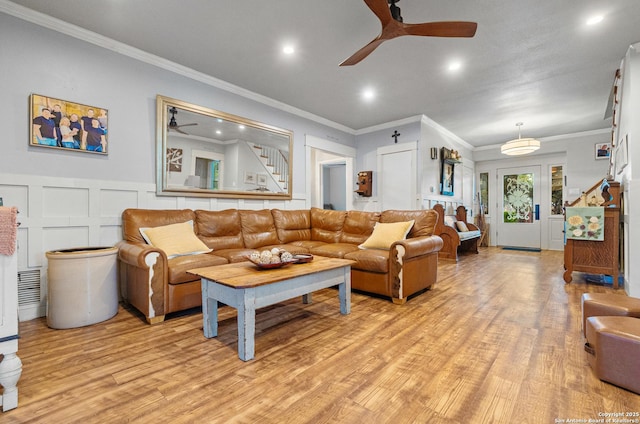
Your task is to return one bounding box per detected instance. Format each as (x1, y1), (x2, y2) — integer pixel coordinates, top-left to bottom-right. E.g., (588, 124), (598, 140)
(389, 0), (402, 22)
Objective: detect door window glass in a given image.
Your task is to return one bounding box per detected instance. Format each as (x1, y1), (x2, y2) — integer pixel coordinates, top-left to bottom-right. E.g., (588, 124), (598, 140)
(551, 166), (563, 215)
(479, 172), (489, 214)
(503, 173), (534, 223)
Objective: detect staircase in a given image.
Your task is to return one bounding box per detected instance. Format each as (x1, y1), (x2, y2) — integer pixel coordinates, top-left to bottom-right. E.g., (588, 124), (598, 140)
(251, 144), (289, 192)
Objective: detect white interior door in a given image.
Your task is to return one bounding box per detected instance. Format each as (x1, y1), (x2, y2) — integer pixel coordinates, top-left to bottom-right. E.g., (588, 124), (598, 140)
(497, 166), (541, 248)
(378, 142), (417, 210)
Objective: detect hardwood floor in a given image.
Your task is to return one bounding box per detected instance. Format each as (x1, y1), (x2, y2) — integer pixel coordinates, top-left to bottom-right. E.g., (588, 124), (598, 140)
(4, 247), (640, 423)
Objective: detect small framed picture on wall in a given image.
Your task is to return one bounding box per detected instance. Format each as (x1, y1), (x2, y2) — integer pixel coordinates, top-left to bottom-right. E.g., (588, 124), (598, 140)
(244, 171), (256, 184)
(595, 142), (611, 160)
(441, 161), (454, 196)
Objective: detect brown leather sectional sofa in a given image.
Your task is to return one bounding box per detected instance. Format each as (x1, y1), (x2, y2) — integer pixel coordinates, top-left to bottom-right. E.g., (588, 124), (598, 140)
(117, 207), (443, 324)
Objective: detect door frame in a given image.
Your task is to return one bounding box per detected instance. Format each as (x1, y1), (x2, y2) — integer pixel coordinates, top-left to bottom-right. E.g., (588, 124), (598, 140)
(475, 153), (567, 251)
(305, 135), (355, 210)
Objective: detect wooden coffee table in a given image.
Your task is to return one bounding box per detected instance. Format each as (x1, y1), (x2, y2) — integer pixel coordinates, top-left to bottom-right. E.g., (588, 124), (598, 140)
(189, 256), (353, 361)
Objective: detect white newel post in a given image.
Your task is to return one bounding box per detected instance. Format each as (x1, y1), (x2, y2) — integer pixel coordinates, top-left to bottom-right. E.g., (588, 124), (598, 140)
(0, 206), (22, 412)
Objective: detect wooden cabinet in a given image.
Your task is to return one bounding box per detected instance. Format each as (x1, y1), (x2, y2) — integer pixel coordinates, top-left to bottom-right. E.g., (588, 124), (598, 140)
(563, 180), (621, 287)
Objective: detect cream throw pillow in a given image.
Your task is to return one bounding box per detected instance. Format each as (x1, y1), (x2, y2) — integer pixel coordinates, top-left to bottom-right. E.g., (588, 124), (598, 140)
(139, 220), (212, 259)
(358, 220), (415, 250)
(455, 221), (470, 232)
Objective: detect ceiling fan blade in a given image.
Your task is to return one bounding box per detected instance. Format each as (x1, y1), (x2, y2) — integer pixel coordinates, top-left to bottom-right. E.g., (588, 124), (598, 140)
(177, 123), (198, 128)
(404, 21), (477, 38)
(175, 128), (188, 135)
(340, 37), (386, 66)
(363, 0), (393, 26)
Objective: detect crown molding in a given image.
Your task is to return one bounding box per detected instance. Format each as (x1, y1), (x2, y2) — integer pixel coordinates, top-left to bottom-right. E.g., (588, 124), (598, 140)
(420, 115), (474, 150)
(355, 114), (475, 151)
(354, 115), (423, 136)
(0, 0), (355, 135)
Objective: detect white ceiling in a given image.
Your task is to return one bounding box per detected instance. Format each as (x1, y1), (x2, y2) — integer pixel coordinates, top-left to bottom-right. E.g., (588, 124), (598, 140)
(7, 0), (640, 147)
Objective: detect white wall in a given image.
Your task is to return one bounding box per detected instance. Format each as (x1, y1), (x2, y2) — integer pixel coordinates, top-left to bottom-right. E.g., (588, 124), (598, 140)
(615, 43), (640, 297)
(0, 11), (355, 319)
(474, 130), (611, 191)
(419, 116), (475, 209)
(473, 129), (613, 251)
(354, 116), (476, 212)
(0, 12), (356, 187)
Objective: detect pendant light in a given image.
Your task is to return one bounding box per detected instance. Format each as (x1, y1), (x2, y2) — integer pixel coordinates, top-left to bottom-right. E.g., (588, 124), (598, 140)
(501, 122), (540, 156)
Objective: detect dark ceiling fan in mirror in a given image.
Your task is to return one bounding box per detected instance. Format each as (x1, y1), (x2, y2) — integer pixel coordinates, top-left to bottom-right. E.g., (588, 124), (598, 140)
(340, 0), (478, 66)
(167, 106), (197, 134)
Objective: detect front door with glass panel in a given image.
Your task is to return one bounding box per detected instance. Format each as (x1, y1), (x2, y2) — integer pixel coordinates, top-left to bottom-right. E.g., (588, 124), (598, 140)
(497, 166), (541, 249)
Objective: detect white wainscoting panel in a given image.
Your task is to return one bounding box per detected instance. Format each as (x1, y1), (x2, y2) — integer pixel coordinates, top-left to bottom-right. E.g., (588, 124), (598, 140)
(0, 173), (306, 321)
(548, 216), (565, 251)
(43, 187), (90, 217)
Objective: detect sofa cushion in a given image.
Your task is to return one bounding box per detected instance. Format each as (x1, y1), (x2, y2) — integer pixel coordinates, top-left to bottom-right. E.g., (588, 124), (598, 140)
(287, 240), (328, 250)
(458, 230), (481, 241)
(344, 249), (389, 273)
(139, 221), (212, 259)
(358, 220), (414, 250)
(168, 253), (228, 284)
(122, 208), (195, 244)
(274, 244), (312, 255)
(239, 209), (280, 248)
(271, 209), (311, 243)
(310, 207), (347, 243)
(211, 248), (258, 263)
(339, 211), (380, 244)
(380, 209), (438, 238)
(444, 215), (457, 228)
(455, 221), (470, 232)
(195, 209), (244, 250)
(309, 243), (360, 258)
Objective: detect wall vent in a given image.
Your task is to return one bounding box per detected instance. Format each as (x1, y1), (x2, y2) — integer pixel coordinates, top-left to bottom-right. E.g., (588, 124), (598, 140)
(18, 270), (41, 306)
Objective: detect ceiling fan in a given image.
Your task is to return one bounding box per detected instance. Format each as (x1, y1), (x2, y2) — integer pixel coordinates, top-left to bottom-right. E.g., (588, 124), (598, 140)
(340, 0), (477, 66)
(167, 106), (197, 135)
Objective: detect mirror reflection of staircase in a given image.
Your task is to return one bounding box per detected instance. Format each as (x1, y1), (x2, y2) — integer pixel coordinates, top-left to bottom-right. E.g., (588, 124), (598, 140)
(251, 143), (289, 192)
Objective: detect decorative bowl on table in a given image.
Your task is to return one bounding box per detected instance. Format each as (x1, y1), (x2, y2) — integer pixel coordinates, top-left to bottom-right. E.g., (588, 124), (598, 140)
(247, 248), (295, 269)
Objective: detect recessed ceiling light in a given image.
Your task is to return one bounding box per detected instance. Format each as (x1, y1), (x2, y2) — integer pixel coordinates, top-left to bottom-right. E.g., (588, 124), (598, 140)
(216, 130), (222, 135)
(586, 15), (604, 25)
(448, 61), (462, 72)
(283, 45), (295, 55)
(362, 88), (376, 101)
(238, 124), (245, 130)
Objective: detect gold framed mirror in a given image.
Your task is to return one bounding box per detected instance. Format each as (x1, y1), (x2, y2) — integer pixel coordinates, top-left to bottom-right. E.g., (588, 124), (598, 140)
(156, 95), (293, 199)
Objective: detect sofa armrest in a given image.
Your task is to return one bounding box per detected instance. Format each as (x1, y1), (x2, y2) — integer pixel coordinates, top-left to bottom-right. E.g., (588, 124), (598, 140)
(117, 240), (167, 268)
(388, 235), (442, 303)
(392, 235), (443, 260)
(466, 222), (480, 232)
(116, 241), (168, 324)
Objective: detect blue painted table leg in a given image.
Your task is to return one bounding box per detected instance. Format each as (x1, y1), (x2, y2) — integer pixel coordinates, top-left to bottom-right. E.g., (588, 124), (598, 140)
(339, 268), (351, 315)
(237, 289), (256, 361)
(201, 280), (218, 338)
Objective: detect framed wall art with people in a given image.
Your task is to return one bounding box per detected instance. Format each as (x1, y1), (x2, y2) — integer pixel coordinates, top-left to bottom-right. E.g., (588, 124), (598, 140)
(30, 94), (108, 155)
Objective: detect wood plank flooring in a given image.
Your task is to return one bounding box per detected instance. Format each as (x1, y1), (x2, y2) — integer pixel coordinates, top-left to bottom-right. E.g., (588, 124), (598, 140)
(4, 247), (640, 423)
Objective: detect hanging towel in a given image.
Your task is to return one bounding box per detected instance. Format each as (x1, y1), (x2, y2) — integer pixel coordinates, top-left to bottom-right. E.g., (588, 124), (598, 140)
(0, 206), (18, 256)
